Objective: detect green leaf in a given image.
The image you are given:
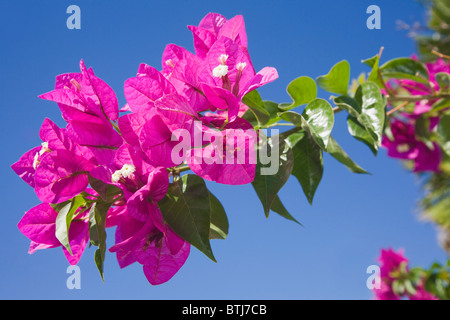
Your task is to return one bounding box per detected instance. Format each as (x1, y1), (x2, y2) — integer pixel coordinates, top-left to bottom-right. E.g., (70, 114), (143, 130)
(270, 195), (302, 225)
(353, 81), (386, 145)
(404, 280), (417, 296)
(326, 136), (369, 174)
(334, 82), (386, 155)
(51, 195), (86, 255)
(288, 132), (323, 205)
(380, 57), (430, 85)
(415, 114), (434, 150)
(431, 98), (450, 113)
(436, 72), (450, 93)
(335, 89), (386, 147)
(316, 60), (350, 96)
(347, 116), (378, 155)
(333, 95), (362, 118)
(265, 100), (284, 125)
(208, 191), (229, 240)
(159, 174), (216, 262)
(437, 112), (450, 156)
(88, 174), (122, 203)
(280, 98), (334, 151)
(279, 76), (317, 110)
(362, 53), (384, 88)
(88, 200), (111, 281)
(243, 101), (284, 127)
(242, 90), (270, 126)
(252, 135), (294, 217)
(302, 99), (334, 150)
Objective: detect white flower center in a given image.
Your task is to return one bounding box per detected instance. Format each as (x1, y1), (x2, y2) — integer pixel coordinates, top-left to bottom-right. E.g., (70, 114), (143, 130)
(111, 170), (122, 183)
(112, 164), (136, 183)
(212, 64), (229, 78)
(120, 164), (136, 178)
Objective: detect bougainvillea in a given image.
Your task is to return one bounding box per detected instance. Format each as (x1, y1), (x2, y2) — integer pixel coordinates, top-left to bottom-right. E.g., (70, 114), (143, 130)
(11, 11), (450, 291)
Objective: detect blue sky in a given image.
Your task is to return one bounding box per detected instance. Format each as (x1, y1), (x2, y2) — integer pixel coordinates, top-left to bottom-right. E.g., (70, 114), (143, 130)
(1, 0), (447, 300)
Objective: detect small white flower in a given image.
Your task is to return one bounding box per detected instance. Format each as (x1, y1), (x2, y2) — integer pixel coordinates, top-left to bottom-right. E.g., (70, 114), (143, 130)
(212, 64), (229, 78)
(39, 142), (50, 156)
(111, 170), (122, 183)
(32, 153), (40, 170)
(120, 164), (136, 178)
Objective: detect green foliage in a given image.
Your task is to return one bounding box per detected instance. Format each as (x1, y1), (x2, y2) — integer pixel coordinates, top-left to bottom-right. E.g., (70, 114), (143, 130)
(159, 174), (217, 262)
(316, 60), (350, 96)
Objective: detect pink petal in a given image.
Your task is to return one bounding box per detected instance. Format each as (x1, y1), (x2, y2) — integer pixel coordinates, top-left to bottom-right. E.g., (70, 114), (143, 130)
(198, 12), (227, 35)
(62, 219), (89, 265)
(114, 143), (155, 179)
(34, 150), (96, 203)
(17, 203), (60, 246)
(154, 94), (196, 134)
(124, 64), (176, 113)
(217, 15), (248, 48)
(200, 83), (240, 122)
(139, 113), (181, 168)
(187, 118), (256, 185)
(239, 67), (279, 98)
(142, 241), (190, 285)
(200, 37), (253, 88)
(188, 25), (217, 59)
(11, 146), (41, 188)
(28, 241), (58, 254)
(147, 167), (169, 202)
(118, 110), (155, 147)
(106, 205), (127, 228)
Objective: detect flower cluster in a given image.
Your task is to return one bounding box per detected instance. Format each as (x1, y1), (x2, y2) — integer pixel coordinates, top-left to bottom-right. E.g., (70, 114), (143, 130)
(11, 13), (278, 285)
(381, 57), (448, 173)
(373, 248), (438, 300)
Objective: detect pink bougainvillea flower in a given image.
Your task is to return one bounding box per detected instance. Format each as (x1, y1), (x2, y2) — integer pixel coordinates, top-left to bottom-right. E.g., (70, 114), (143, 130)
(382, 119), (442, 173)
(162, 37), (277, 117)
(39, 60), (122, 165)
(109, 211), (190, 285)
(108, 166), (190, 285)
(371, 248), (409, 300)
(152, 93), (257, 184)
(199, 37), (277, 115)
(40, 60), (119, 122)
(187, 117), (256, 185)
(187, 13), (247, 59)
(11, 118), (96, 191)
(18, 203), (89, 265)
(378, 248), (409, 280)
(124, 63), (177, 114)
(161, 45), (211, 113)
(11, 146), (42, 188)
(34, 149), (97, 203)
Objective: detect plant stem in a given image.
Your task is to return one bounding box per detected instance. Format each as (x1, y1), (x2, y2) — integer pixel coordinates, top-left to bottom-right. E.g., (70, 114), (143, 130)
(387, 101), (409, 116)
(261, 122), (295, 129)
(387, 93), (450, 102)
